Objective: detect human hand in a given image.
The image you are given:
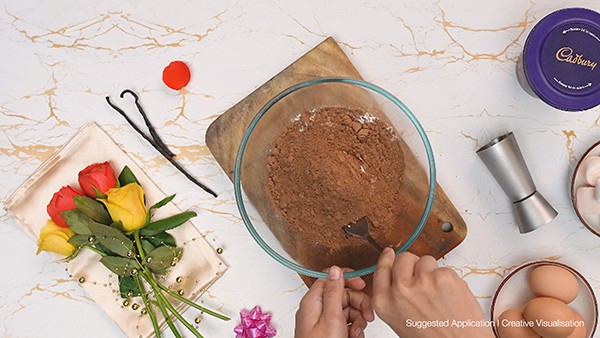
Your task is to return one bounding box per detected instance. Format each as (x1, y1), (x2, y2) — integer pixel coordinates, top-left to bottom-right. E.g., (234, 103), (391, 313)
(295, 266), (375, 338)
(372, 249), (495, 338)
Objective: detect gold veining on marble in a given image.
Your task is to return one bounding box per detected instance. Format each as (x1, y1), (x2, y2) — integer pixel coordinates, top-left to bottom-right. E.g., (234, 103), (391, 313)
(171, 144), (213, 162)
(447, 263), (520, 279)
(6, 8), (234, 54)
(563, 130), (577, 164)
(461, 131), (480, 147)
(203, 291), (227, 313)
(0, 141), (60, 163)
(435, 0), (534, 63)
(15, 279), (92, 316)
(448, 255), (565, 282)
(165, 90), (190, 126)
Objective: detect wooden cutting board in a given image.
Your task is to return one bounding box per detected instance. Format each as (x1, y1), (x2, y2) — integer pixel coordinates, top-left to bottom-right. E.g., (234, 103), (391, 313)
(206, 37), (467, 284)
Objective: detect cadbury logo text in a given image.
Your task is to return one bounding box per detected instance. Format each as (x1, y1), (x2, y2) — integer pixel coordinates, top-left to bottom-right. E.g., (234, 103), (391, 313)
(556, 47), (597, 70)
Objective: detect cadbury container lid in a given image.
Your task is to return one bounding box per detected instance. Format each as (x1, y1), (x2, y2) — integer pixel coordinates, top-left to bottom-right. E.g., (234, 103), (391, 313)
(523, 8), (600, 111)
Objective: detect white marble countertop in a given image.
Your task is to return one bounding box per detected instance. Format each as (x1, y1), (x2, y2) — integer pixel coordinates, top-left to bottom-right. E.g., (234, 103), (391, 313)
(2, 1), (600, 337)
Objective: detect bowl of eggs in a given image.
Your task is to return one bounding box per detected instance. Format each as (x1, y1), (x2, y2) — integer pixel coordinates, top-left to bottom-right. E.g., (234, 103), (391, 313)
(491, 260), (597, 338)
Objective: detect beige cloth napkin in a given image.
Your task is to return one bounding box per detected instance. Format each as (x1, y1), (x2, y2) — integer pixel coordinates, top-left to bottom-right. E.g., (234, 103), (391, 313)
(5, 123), (227, 338)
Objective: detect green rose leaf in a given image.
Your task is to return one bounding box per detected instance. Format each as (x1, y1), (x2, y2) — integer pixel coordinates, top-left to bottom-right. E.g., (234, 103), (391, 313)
(151, 194), (176, 210)
(140, 211), (196, 236)
(61, 209), (93, 235)
(67, 234), (91, 247)
(141, 239), (156, 255)
(111, 221), (124, 231)
(118, 275), (141, 299)
(118, 165), (139, 186)
(88, 222), (134, 258)
(95, 243), (117, 256)
(143, 246), (183, 275)
(149, 267), (168, 275)
(73, 196), (112, 224)
(100, 256), (141, 276)
(143, 232), (177, 247)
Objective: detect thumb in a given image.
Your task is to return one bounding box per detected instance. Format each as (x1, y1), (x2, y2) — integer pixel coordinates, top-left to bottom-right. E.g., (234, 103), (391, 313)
(373, 247), (395, 294)
(322, 266), (345, 320)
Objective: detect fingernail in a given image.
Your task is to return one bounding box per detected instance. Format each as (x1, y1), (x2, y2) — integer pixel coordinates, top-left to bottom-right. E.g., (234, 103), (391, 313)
(329, 266), (341, 280)
(383, 246), (394, 254)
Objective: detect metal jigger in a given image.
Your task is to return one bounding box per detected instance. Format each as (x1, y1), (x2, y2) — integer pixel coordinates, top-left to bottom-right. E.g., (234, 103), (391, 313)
(476, 132), (557, 233)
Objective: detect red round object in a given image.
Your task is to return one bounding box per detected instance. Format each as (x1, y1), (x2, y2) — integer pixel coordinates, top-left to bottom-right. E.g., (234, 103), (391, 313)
(162, 61), (191, 90)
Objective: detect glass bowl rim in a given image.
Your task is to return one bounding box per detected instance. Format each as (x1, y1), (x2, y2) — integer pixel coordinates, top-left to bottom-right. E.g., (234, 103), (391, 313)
(233, 76), (437, 279)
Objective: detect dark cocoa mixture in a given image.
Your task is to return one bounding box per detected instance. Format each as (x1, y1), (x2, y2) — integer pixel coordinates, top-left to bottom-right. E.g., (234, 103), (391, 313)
(267, 107), (407, 269)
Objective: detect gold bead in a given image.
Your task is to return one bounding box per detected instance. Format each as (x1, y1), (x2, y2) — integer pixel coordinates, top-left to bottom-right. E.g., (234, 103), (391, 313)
(78, 277), (86, 283)
(130, 268), (138, 276)
(126, 290), (134, 298)
(146, 257), (153, 263)
(88, 236), (96, 243)
(178, 290), (184, 296)
(176, 277), (183, 283)
(132, 303), (140, 310)
(141, 308), (147, 315)
(216, 247), (223, 254)
(194, 317), (202, 324)
(123, 300), (130, 307)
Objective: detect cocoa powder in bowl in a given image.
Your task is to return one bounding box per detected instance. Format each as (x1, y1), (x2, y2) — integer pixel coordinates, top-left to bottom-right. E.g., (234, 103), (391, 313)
(267, 106), (409, 271)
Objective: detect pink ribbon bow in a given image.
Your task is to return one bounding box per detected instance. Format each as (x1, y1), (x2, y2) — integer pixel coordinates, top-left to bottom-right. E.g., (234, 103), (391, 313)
(233, 305), (277, 338)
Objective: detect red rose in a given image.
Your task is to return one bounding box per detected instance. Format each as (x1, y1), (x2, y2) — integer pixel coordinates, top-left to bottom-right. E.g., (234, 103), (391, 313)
(47, 186), (85, 227)
(78, 161), (117, 197)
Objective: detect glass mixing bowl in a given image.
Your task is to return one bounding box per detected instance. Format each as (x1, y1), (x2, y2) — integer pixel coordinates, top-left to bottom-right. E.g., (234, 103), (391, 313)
(234, 77), (436, 279)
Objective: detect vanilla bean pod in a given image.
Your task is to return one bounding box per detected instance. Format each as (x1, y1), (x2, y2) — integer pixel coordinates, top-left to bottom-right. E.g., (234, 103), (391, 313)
(106, 91), (173, 158)
(106, 90), (218, 198)
(121, 90), (175, 157)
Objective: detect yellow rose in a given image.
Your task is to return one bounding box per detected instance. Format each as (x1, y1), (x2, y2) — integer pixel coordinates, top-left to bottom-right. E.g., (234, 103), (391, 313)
(37, 220), (76, 256)
(100, 183), (147, 231)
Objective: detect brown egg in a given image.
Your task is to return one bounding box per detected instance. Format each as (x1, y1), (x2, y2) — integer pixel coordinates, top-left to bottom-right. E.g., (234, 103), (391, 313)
(529, 265), (579, 303)
(566, 312), (587, 338)
(496, 309), (541, 338)
(523, 297), (575, 338)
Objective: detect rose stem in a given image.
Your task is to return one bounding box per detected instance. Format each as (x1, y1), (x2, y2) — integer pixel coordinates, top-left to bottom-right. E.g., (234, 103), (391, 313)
(154, 287), (183, 338)
(134, 232), (178, 337)
(105, 91), (218, 198)
(142, 272), (203, 338)
(136, 233), (228, 322)
(134, 275), (161, 338)
(155, 282), (230, 321)
(156, 289), (204, 338)
(83, 245), (107, 257)
(133, 230), (146, 261)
